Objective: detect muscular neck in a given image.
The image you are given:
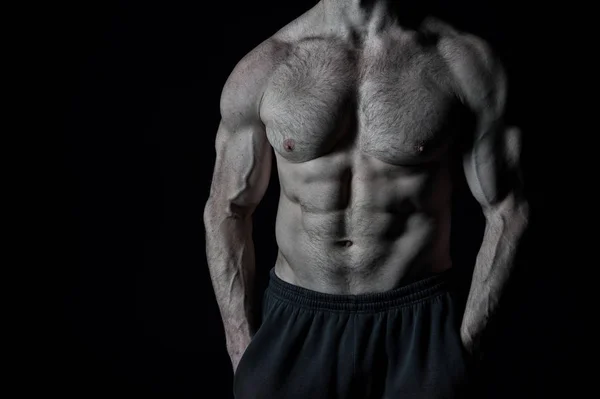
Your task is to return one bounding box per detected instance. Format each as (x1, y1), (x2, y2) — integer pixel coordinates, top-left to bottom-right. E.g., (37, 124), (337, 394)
(321, 0), (393, 33)
(319, 0), (430, 34)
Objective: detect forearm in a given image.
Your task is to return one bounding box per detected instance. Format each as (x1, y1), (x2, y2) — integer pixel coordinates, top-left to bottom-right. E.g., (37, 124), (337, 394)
(462, 193), (529, 350)
(204, 202), (258, 357)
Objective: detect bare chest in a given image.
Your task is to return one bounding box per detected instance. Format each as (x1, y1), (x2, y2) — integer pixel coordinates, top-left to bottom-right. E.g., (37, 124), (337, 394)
(260, 35), (465, 165)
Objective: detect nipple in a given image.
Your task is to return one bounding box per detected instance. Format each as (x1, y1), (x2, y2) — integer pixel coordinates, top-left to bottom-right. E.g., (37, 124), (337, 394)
(415, 141), (425, 153)
(283, 138), (295, 152)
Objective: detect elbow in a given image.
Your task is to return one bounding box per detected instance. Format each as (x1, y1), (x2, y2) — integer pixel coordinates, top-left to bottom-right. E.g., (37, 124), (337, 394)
(204, 197), (253, 226)
(203, 199), (217, 227)
(517, 197), (529, 229)
(484, 191), (529, 232)
(508, 191), (529, 225)
(510, 196), (529, 235)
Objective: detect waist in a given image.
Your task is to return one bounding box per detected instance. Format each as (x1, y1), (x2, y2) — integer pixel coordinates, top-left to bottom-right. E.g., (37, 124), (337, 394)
(266, 266), (458, 312)
(275, 203), (452, 290)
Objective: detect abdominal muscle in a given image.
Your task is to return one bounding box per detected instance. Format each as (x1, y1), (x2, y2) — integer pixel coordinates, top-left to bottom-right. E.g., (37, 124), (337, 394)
(273, 167), (454, 295)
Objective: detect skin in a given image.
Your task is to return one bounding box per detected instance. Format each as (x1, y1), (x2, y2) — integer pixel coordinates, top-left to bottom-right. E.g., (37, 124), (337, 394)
(204, 0), (529, 373)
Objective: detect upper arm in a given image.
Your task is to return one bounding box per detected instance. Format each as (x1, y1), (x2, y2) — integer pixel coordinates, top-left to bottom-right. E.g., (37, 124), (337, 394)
(440, 32), (524, 211)
(207, 41), (282, 218)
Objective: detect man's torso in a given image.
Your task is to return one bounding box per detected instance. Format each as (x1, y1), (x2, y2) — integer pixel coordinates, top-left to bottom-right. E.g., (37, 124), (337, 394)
(248, 6), (479, 294)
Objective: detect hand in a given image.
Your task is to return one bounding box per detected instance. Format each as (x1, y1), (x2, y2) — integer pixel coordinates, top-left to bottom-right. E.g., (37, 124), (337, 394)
(460, 321), (482, 357)
(227, 336), (252, 375)
(460, 290), (492, 360)
(231, 352), (243, 375)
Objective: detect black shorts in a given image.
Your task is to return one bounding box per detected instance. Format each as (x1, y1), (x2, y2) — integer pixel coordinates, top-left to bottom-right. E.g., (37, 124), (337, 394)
(234, 268), (474, 399)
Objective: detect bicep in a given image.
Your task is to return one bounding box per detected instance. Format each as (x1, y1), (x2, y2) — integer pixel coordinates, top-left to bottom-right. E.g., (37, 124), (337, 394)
(209, 119), (272, 217)
(463, 118), (523, 209)
(446, 34), (522, 209)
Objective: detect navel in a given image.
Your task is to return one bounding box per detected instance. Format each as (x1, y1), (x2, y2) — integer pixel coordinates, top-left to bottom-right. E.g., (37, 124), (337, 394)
(336, 240), (353, 248)
(283, 138), (295, 152)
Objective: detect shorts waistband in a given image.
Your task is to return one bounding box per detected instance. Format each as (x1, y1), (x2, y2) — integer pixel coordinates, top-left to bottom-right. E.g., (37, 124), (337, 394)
(266, 268), (457, 312)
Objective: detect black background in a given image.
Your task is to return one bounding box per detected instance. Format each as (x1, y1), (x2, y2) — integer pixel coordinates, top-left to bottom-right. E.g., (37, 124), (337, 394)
(40, 0), (583, 397)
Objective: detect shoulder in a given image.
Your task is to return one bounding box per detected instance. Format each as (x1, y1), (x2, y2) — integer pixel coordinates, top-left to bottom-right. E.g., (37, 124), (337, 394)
(423, 17), (506, 114)
(219, 38), (290, 128)
(219, 6), (320, 129)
